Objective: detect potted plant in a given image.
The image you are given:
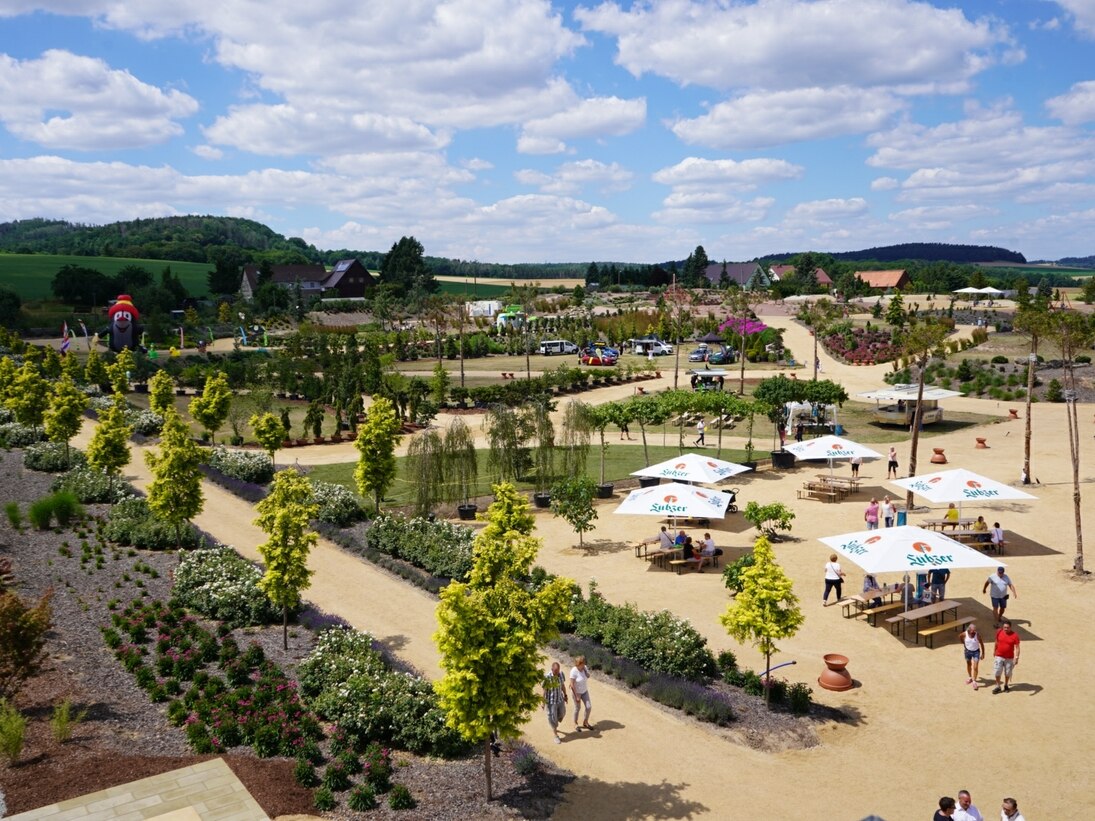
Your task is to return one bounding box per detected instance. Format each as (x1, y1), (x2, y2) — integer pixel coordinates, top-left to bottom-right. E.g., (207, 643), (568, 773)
(444, 418), (479, 520)
(587, 404), (619, 498)
(530, 401), (556, 508)
(304, 401), (325, 444)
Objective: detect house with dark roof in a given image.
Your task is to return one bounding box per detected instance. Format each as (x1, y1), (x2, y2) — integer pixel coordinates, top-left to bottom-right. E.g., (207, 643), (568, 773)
(769, 264), (833, 288)
(239, 259), (375, 301)
(702, 262), (772, 290)
(855, 269), (909, 291)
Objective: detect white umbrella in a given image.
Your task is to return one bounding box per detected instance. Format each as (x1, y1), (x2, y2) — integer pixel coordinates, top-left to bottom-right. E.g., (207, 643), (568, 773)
(631, 452), (752, 484)
(819, 525), (1004, 609)
(953, 286), (981, 294)
(977, 286), (1004, 295)
(614, 482), (731, 521)
(782, 434), (882, 477)
(889, 468), (1036, 515)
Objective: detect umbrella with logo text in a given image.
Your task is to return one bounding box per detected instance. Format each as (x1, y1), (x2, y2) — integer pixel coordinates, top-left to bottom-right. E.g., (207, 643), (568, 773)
(782, 434), (883, 477)
(631, 452), (752, 485)
(819, 525), (1003, 609)
(614, 482), (731, 522)
(889, 468), (1036, 516)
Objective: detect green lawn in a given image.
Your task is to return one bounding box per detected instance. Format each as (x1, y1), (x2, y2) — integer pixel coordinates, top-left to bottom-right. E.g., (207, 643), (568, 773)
(0, 253), (215, 300)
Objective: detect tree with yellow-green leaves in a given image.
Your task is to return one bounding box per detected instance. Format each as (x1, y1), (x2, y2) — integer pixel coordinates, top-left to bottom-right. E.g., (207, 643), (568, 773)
(44, 374), (88, 466)
(354, 396), (401, 513)
(0, 356), (17, 400)
(84, 348), (108, 390)
(108, 347), (135, 395)
(250, 412), (287, 466)
(434, 483), (572, 800)
(188, 372), (232, 443)
(254, 469), (318, 650)
(86, 396), (132, 494)
(60, 350), (83, 383)
(145, 408), (204, 550)
(148, 369), (176, 417)
(7, 362), (50, 432)
(720, 535), (804, 707)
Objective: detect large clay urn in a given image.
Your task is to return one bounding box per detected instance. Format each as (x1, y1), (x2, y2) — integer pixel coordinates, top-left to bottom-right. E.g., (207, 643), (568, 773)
(818, 653), (854, 692)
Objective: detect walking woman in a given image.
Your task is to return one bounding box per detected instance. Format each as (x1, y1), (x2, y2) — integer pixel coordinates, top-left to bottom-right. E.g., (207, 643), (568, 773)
(543, 661), (568, 743)
(570, 656), (593, 731)
(823, 554), (846, 606)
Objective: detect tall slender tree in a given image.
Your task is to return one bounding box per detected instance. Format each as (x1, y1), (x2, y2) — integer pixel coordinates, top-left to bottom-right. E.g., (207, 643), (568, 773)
(8, 362), (50, 432)
(354, 396), (401, 512)
(1013, 305), (1051, 484)
(145, 408), (204, 549)
(86, 396), (132, 494)
(900, 322), (948, 511)
(188, 372), (233, 442)
(44, 374), (88, 465)
(148, 369), (176, 417)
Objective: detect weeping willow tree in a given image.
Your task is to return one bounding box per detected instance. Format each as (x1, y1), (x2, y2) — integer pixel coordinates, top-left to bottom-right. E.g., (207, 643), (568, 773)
(527, 401), (556, 494)
(483, 405), (530, 483)
(444, 418), (478, 509)
(406, 428), (446, 516)
(558, 400), (592, 480)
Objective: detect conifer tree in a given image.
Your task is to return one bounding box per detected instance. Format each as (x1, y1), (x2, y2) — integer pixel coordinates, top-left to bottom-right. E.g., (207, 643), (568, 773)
(7, 362), (50, 431)
(250, 412), (287, 466)
(86, 396), (132, 494)
(148, 369), (176, 417)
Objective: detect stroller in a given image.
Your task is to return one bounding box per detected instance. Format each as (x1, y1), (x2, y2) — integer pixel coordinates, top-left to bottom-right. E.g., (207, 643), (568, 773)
(723, 488), (740, 513)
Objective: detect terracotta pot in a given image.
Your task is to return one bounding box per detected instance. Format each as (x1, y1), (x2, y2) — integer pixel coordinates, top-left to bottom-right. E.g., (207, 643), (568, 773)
(930, 447), (948, 464)
(818, 653), (854, 691)
(1008, 408), (1020, 419)
(975, 438), (988, 449)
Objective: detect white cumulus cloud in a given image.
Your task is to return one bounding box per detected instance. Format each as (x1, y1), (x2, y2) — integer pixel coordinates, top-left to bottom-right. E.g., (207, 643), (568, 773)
(518, 96), (646, 154)
(515, 159), (633, 194)
(1046, 80), (1095, 124)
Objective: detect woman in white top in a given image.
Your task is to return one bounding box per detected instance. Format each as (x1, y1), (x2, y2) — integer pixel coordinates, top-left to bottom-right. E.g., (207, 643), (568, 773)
(960, 623), (985, 690)
(880, 496), (895, 528)
(823, 554), (846, 605)
(569, 656), (593, 731)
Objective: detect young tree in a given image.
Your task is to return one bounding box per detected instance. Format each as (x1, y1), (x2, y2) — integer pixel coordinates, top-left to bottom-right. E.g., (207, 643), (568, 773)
(354, 396), (401, 512)
(86, 396), (132, 494)
(84, 348), (109, 389)
(434, 484), (572, 800)
(900, 322), (949, 511)
(406, 428), (445, 516)
(626, 393), (672, 466)
(145, 408), (204, 549)
(254, 469), (318, 649)
(482, 404), (531, 483)
(8, 362), (50, 432)
(797, 298), (839, 380)
(720, 535), (804, 706)
(108, 347), (136, 395)
(188, 371), (232, 442)
(148, 369), (176, 416)
(884, 291), (906, 329)
(443, 417), (478, 510)
(550, 476), (598, 548)
(0, 590), (52, 699)
(250, 412), (287, 466)
(44, 374), (88, 465)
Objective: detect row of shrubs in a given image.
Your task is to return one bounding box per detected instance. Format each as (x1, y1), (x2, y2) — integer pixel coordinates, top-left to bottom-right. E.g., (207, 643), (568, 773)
(316, 522), (449, 595)
(361, 515), (474, 581)
(172, 546), (280, 627)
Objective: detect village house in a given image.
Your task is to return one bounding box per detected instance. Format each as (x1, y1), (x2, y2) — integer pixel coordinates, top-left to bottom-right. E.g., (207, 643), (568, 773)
(239, 259), (375, 301)
(769, 264), (833, 289)
(702, 262), (773, 290)
(854, 269), (909, 291)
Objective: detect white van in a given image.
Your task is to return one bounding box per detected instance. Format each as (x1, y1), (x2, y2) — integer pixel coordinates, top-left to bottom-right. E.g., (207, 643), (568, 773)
(632, 338), (673, 356)
(539, 339), (578, 356)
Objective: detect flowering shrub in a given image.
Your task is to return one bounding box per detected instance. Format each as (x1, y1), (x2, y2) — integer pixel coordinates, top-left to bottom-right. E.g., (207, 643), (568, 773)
(719, 317), (768, 337)
(127, 409), (164, 436)
(24, 442), (87, 473)
(51, 465), (135, 503)
(300, 627), (468, 758)
(103, 497), (200, 550)
(203, 447), (274, 484)
(0, 407), (12, 424)
(571, 581), (716, 681)
(363, 515), (473, 581)
(173, 546), (280, 627)
(0, 423), (46, 448)
(310, 480), (365, 526)
(822, 327), (897, 365)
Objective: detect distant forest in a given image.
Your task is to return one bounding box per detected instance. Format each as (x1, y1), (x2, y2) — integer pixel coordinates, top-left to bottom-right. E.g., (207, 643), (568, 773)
(1055, 255), (1095, 268)
(0, 216), (1065, 283)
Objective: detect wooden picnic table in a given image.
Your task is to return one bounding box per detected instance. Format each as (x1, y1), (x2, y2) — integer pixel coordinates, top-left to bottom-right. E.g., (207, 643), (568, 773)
(888, 599), (961, 643)
(920, 517), (974, 531)
(816, 474), (861, 493)
(841, 584), (903, 618)
(799, 482), (841, 503)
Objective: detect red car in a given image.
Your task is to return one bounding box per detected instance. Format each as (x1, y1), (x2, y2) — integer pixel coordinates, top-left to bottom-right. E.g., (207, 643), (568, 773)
(580, 347), (618, 366)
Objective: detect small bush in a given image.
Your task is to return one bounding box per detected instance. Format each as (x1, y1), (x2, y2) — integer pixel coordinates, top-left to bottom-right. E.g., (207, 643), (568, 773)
(4, 502), (21, 531)
(388, 783), (416, 810)
(27, 497), (55, 530)
(362, 514), (474, 580)
(509, 741), (540, 776)
(24, 442), (87, 473)
(173, 545), (280, 627)
(716, 649), (738, 681)
(322, 760), (351, 792)
(103, 497), (198, 550)
(310, 480), (365, 526)
(50, 491), (83, 527)
(204, 447), (274, 484)
(0, 423), (45, 448)
(294, 757), (320, 788)
(312, 785), (336, 811)
(991, 355), (1008, 364)
(0, 590), (52, 698)
(50, 698), (89, 743)
(788, 681), (813, 715)
(0, 700), (26, 763)
(722, 553), (756, 594)
(348, 783), (378, 811)
(51, 466), (134, 504)
(1076, 354), (1091, 365)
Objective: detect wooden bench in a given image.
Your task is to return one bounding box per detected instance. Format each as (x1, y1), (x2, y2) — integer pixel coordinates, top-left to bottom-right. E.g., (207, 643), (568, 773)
(798, 488), (839, 503)
(668, 558), (706, 574)
(861, 601), (905, 626)
(919, 616), (977, 648)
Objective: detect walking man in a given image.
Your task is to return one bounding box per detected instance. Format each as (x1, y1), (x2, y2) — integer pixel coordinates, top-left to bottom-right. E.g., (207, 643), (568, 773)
(959, 623), (985, 690)
(850, 455), (862, 477)
(992, 620), (1020, 694)
(982, 566), (1017, 626)
(952, 790), (983, 821)
(929, 566), (950, 602)
(694, 418), (705, 447)
(1000, 797), (1025, 821)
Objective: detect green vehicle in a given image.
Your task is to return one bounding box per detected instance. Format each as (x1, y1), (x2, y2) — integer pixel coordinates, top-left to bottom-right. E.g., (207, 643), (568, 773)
(706, 346), (736, 365)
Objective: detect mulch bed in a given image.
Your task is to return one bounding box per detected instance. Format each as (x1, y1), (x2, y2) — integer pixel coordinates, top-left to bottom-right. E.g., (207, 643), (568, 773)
(0, 449), (571, 819)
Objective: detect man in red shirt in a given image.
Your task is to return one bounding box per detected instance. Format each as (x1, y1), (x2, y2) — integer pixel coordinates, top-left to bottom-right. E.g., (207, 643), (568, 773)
(992, 620), (1021, 694)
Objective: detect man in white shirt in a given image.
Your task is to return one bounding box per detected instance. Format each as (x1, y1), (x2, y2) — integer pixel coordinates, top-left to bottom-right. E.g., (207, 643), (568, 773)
(1000, 797), (1025, 821)
(953, 789), (984, 821)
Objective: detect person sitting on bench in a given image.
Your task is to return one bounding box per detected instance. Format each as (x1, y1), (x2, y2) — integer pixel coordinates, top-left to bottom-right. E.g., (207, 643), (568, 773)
(972, 515), (990, 543)
(701, 532), (723, 562)
(681, 537), (703, 571)
(862, 574), (884, 608)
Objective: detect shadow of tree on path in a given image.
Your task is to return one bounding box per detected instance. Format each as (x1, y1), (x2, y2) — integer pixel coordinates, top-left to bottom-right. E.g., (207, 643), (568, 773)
(554, 777), (710, 820)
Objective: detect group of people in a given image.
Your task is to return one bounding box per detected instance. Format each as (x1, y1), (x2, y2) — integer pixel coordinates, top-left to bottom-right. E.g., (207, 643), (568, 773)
(542, 657), (594, 743)
(644, 526), (723, 571)
(863, 495), (900, 529)
(960, 617), (1021, 694)
(933, 791), (1026, 820)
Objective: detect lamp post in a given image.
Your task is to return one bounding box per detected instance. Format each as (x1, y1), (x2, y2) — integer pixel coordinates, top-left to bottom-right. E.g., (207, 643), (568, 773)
(1023, 351), (1036, 484)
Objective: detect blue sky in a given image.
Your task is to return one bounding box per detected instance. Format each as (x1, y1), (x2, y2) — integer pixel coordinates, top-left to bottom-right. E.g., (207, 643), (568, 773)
(0, 0), (1094, 264)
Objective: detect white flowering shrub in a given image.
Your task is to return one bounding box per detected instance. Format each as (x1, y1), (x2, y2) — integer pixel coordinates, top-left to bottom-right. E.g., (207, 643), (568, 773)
(127, 409), (164, 436)
(0, 407), (13, 424)
(24, 442), (87, 472)
(299, 627), (468, 757)
(363, 515), (473, 580)
(173, 545), (280, 627)
(51, 465), (134, 503)
(203, 446), (274, 484)
(310, 480), (365, 526)
(88, 396), (115, 412)
(0, 422), (45, 448)
(103, 497), (199, 550)
(81, 384), (103, 397)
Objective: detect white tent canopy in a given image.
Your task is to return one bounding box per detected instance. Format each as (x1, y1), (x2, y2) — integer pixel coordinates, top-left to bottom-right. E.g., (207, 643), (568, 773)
(953, 286), (982, 294)
(977, 286), (1004, 295)
(819, 526), (1004, 574)
(614, 482), (731, 520)
(631, 452), (752, 484)
(889, 468), (1037, 513)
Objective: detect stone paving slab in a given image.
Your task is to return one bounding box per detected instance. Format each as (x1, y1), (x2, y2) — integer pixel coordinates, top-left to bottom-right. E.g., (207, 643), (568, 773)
(9, 758), (267, 821)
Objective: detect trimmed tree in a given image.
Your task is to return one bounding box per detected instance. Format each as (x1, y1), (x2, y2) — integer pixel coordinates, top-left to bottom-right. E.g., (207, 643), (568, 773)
(44, 374), (88, 466)
(250, 412), (286, 466)
(254, 469), (318, 650)
(145, 408), (204, 549)
(434, 484), (572, 800)
(8, 362), (50, 432)
(148, 369), (176, 416)
(354, 396), (401, 513)
(86, 396), (132, 494)
(0, 590), (52, 699)
(720, 535), (804, 706)
(188, 371), (232, 442)
(550, 476), (598, 548)
(108, 348), (135, 395)
(84, 348), (109, 390)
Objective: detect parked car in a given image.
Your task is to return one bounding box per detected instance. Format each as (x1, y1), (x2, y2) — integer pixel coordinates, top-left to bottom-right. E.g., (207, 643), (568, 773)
(580, 347), (618, 366)
(688, 348), (708, 362)
(632, 337), (673, 356)
(707, 346), (736, 365)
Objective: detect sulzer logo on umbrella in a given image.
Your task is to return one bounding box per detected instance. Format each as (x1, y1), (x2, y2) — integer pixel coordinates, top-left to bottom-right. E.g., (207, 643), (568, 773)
(675, 462), (686, 469)
(865, 535), (882, 544)
(912, 542), (932, 553)
(664, 495), (678, 503)
(967, 480), (981, 488)
(929, 477), (942, 483)
(962, 478), (1000, 499)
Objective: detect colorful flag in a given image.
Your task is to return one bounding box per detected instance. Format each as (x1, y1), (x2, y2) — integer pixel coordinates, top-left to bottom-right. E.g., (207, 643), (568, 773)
(60, 322), (71, 354)
(78, 320), (91, 350)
